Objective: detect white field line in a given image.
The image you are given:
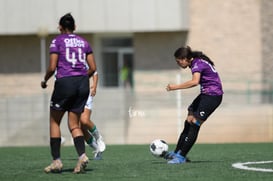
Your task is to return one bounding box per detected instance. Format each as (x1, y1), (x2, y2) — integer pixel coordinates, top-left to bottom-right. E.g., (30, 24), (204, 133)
(232, 161), (273, 172)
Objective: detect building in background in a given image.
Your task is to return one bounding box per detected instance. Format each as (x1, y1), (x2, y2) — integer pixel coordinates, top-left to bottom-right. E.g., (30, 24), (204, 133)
(0, 0), (189, 88)
(0, 0), (272, 145)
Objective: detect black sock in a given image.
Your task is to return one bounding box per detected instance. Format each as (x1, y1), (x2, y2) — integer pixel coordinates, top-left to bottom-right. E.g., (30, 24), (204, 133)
(50, 137), (61, 160)
(73, 136), (85, 157)
(175, 121), (191, 153)
(180, 123), (200, 157)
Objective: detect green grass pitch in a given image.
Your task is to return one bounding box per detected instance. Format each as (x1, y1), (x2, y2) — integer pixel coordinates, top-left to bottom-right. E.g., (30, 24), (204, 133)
(0, 143), (272, 181)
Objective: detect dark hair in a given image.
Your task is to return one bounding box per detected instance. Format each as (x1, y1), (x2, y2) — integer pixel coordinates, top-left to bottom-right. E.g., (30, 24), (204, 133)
(174, 46), (214, 66)
(59, 13), (75, 32)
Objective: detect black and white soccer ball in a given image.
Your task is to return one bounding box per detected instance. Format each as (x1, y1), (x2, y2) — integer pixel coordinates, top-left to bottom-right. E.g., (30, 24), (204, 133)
(150, 139), (168, 157)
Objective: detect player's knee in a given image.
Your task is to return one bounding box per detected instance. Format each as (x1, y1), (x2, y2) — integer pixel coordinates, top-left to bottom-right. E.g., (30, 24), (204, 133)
(80, 117), (89, 126)
(70, 126), (80, 133)
(187, 118), (203, 126)
(186, 116), (194, 124)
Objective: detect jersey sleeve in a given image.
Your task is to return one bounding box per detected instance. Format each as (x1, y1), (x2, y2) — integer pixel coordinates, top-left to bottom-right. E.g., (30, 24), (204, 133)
(85, 42), (93, 55)
(191, 61), (202, 74)
(49, 38), (59, 54)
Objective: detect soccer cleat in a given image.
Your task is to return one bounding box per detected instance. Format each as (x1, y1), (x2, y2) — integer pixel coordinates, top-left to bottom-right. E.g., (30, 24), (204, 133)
(93, 151), (103, 160)
(73, 154), (89, 174)
(167, 153), (186, 164)
(44, 159), (63, 173)
(163, 151), (176, 160)
(96, 135), (106, 152)
(88, 139), (104, 160)
(164, 151), (191, 162)
(89, 139), (98, 150)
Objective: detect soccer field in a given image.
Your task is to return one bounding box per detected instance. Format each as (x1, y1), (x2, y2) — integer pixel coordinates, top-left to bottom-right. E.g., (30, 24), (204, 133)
(0, 143), (272, 181)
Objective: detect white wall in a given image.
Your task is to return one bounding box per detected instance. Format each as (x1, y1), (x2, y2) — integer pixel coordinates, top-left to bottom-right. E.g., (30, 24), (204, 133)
(0, 0), (189, 35)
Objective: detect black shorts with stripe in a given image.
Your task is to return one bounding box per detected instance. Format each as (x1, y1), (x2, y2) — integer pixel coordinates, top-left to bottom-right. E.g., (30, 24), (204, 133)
(50, 75), (90, 113)
(187, 94), (223, 121)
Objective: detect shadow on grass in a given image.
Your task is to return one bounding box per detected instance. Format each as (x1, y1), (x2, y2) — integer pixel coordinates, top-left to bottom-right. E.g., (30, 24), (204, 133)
(151, 159), (223, 164)
(61, 168), (94, 173)
(46, 158), (95, 173)
(189, 160), (223, 163)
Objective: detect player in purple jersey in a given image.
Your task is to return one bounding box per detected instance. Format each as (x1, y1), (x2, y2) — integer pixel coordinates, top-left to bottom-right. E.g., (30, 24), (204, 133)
(165, 46), (223, 164)
(41, 13), (96, 173)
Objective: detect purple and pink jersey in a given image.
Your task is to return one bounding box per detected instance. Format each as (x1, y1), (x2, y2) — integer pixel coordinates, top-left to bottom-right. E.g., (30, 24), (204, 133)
(49, 34), (93, 79)
(191, 58), (223, 96)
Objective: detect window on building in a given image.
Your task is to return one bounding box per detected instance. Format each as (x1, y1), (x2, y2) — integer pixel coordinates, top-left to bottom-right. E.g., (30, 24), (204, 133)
(101, 38), (134, 88)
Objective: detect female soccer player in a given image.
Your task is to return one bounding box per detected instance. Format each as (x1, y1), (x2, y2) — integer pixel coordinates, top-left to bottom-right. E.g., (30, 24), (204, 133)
(80, 71), (106, 160)
(165, 46), (223, 164)
(41, 13), (96, 173)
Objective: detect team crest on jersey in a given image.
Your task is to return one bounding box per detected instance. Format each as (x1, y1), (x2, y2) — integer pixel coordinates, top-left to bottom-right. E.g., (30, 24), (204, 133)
(50, 39), (56, 48)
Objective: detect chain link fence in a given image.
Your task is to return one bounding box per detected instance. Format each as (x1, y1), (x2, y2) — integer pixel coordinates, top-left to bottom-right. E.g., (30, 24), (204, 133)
(0, 74), (272, 146)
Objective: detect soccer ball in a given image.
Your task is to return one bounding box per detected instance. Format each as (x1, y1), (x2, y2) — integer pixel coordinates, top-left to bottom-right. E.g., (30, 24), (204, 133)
(150, 139), (168, 157)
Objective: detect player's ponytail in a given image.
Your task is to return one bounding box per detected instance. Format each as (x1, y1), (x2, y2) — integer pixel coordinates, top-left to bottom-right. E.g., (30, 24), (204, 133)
(191, 51), (215, 66)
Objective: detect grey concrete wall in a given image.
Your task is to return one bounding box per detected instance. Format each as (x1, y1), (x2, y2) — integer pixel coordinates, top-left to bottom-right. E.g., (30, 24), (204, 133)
(0, 34), (95, 73)
(0, 35), (41, 73)
(0, 0), (189, 34)
(0, 73), (272, 146)
(134, 32), (188, 70)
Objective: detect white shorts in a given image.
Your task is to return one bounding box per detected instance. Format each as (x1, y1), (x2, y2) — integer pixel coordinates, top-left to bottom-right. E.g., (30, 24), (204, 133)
(85, 95), (93, 110)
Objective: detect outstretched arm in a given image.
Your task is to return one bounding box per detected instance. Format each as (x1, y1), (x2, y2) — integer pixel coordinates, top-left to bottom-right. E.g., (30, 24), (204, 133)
(166, 72), (200, 91)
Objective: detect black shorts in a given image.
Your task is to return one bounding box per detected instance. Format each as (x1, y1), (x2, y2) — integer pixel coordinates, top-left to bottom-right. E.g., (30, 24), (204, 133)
(188, 94), (223, 121)
(50, 75), (90, 113)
